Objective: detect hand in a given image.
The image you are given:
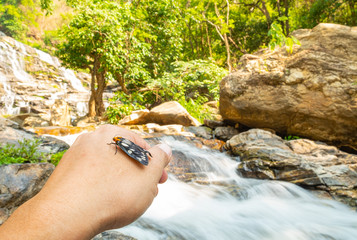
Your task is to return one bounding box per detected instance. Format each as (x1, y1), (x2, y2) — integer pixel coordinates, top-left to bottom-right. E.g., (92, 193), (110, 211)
(0, 125), (172, 240)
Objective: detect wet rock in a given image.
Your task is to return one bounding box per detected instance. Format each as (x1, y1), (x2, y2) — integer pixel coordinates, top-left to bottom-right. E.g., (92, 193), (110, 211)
(226, 129), (357, 207)
(220, 23), (357, 150)
(92, 231), (136, 240)
(185, 126), (213, 139)
(214, 126), (239, 141)
(148, 123), (182, 134)
(203, 119), (225, 129)
(0, 33), (90, 119)
(0, 163), (55, 224)
(30, 126), (96, 136)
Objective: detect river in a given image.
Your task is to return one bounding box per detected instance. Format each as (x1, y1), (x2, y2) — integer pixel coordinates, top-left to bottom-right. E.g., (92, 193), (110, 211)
(58, 134), (357, 240)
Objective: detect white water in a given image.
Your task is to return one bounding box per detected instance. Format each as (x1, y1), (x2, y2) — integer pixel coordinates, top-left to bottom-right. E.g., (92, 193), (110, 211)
(0, 35), (89, 116)
(49, 134), (357, 240)
(117, 137), (357, 240)
(60, 67), (88, 92)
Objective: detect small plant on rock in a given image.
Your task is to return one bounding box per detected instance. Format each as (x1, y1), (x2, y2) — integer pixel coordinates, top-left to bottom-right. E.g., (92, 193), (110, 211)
(0, 138), (45, 165)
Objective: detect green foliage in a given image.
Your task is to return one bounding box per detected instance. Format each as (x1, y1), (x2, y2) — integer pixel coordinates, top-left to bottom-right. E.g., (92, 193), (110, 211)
(0, 4), (26, 39)
(179, 97), (216, 124)
(284, 135), (300, 141)
(268, 21), (300, 54)
(0, 138), (67, 166)
(0, 0), (41, 40)
(146, 59), (228, 103)
(105, 92), (146, 124)
(293, 0), (357, 29)
(49, 150), (66, 166)
(0, 138), (45, 165)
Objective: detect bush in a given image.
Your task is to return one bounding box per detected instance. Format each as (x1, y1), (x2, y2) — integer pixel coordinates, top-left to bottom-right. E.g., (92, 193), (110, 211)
(0, 138), (66, 166)
(178, 97), (217, 124)
(105, 91), (146, 124)
(146, 59), (228, 102)
(49, 150), (67, 166)
(0, 138), (45, 165)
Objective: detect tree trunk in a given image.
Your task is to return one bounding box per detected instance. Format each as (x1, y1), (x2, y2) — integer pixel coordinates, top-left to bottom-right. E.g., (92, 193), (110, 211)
(88, 57), (106, 117)
(205, 22), (212, 58)
(94, 70), (106, 116)
(284, 0), (290, 36)
(261, 0), (272, 29)
(348, 0), (356, 26)
(115, 73), (128, 94)
(88, 65), (97, 117)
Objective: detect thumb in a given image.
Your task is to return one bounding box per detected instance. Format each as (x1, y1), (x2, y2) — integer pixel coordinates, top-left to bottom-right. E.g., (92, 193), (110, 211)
(147, 143), (172, 182)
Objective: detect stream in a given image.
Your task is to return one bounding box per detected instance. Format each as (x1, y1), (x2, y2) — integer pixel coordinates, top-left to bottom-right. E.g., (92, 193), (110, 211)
(58, 134), (357, 240)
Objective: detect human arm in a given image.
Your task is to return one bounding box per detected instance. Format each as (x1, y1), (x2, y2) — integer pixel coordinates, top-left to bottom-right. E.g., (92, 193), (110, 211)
(0, 124), (171, 240)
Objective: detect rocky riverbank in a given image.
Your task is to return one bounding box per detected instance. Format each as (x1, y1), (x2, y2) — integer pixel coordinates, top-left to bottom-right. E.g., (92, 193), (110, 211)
(220, 23), (357, 151)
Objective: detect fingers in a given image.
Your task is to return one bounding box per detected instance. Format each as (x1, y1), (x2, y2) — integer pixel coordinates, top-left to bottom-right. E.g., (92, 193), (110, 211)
(159, 170), (168, 184)
(147, 143), (172, 182)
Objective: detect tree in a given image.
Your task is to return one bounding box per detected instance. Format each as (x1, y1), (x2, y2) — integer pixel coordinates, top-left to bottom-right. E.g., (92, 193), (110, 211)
(56, 1), (150, 117)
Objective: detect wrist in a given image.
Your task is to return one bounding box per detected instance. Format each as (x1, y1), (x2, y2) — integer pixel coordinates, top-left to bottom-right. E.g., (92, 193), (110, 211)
(0, 190), (101, 240)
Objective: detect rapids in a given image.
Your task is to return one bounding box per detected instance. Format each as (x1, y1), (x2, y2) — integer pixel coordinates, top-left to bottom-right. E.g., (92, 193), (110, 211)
(59, 134), (357, 240)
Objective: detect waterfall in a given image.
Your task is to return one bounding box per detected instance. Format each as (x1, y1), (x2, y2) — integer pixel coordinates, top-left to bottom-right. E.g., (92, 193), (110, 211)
(0, 34), (89, 116)
(38, 133), (357, 240)
(115, 136), (357, 240)
(0, 72), (17, 115)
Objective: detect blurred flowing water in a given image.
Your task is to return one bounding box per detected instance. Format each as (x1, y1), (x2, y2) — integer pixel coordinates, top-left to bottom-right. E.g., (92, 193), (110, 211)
(59, 134), (357, 240)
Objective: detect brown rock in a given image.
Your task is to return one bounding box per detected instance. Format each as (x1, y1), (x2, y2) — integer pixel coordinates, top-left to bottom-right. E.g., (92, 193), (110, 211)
(118, 109), (149, 125)
(119, 101), (200, 126)
(50, 99), (70, 126)
(220, 23), (357, 149)
(227, 129), (357, 208)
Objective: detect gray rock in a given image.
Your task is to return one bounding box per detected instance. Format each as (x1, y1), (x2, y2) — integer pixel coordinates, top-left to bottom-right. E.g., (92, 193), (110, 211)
(185, 126), (213, 139)
(0, 116), (69, 153)
(226, 129), (357, 207)
(220, 23), (357, 150)
(0, 163), (55, 224)
(214, 126), (239, 141)
(92, 230), (136, 240)
(203, 119), (225, 129)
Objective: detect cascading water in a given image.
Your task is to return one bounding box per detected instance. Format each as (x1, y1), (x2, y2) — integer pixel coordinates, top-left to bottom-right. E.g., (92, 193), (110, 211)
(55, 134), (357, 239)
(115, 136), (357, 240)
(0, 33), (89, 116)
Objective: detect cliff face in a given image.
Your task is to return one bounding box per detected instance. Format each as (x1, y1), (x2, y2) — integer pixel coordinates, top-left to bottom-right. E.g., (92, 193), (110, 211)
(220, 23), (357, 150)
(0, 31), (90, 120)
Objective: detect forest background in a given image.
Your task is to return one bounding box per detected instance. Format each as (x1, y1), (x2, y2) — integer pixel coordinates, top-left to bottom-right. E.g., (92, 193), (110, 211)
(0, 0), (356, 123)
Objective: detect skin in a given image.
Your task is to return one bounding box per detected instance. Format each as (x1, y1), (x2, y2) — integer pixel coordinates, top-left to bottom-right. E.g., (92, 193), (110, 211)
(0, 125), (171, 240)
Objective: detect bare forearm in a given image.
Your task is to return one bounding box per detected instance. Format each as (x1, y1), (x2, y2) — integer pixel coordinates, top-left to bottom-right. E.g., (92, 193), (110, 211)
(0, 125), (171, 240)
(0, 193), (98, 240)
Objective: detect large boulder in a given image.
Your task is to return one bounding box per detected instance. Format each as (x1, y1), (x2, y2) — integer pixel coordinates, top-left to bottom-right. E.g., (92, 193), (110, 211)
(225, 129), (357, 208)
(220, 23), (357, 150)
(119, 101), (201, 126)
(0, 163), (55, 224)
